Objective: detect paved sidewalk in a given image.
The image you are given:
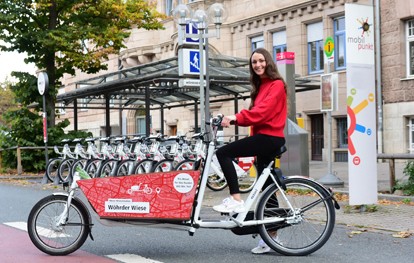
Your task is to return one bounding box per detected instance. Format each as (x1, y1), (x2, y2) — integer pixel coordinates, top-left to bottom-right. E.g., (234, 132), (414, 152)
(309, 160), (413, 234)
(204, 160), (414, 235)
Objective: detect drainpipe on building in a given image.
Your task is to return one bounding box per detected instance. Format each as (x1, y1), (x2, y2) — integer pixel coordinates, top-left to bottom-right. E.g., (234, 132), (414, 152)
(374, 0), (384, 154)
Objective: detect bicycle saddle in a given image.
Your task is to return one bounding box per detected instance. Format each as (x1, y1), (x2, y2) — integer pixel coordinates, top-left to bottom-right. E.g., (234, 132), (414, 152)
(274, 145), (287, 159)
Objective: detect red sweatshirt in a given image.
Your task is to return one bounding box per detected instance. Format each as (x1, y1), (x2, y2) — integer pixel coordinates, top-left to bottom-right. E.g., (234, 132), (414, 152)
(235, 78), (287, 137)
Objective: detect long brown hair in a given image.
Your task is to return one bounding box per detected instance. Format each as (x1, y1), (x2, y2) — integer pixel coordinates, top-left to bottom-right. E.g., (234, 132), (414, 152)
(248, 48), (287, 109)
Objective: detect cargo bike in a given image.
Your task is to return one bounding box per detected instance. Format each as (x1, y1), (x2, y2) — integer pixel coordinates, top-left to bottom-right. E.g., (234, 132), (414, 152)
(27, 115), (340, 256)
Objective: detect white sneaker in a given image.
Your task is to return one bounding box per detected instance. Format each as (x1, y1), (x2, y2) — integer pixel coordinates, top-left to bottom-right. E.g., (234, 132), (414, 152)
(212, 196), (245, 213)
(251, 239), (271, 254)
(251, 236), (282, 254)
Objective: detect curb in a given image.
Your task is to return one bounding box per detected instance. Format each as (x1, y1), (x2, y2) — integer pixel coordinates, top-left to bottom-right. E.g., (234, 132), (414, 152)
(1, 175), (413, 203)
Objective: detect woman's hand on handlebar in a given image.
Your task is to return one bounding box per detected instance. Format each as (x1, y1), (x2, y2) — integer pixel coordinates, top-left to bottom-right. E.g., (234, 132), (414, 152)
(221, 115), (237, 127)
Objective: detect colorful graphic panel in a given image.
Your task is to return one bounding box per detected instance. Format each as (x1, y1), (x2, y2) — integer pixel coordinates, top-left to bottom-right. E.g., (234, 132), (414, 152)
(77, 171), (200, 220)
(345, 3), (378, 205)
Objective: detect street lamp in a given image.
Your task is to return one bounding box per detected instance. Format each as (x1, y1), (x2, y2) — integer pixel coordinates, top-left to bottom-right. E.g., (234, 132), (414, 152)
(173, 3), (226, 133)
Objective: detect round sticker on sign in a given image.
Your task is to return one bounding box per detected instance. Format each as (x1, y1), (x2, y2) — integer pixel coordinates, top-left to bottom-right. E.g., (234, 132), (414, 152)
(173, 173), (194, 193)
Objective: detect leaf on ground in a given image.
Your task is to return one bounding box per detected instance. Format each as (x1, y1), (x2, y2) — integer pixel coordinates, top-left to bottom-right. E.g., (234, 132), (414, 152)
(348, 230), (364, 237)
(392, 231), (412, 238)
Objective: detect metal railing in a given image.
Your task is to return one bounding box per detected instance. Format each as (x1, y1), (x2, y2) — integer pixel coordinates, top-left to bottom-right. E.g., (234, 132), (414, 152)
(377, 153), (414, 192)
(0, 146), (49, 175)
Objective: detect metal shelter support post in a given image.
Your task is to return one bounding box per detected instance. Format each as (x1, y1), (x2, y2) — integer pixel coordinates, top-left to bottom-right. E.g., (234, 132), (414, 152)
(194, 100), (198, 132)
(105, 95), (111, 136)
(74, 99), (78, 131)
(145, 86), (151, 136)
(160, 105), (165, 135)
(205, 31), (210, 123)
(234, 96), (239, 140)
(198, 28), (205, 133)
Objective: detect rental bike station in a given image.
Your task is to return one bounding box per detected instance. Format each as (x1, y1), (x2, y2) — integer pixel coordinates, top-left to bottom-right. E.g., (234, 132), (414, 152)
(27, 115), (340, 257)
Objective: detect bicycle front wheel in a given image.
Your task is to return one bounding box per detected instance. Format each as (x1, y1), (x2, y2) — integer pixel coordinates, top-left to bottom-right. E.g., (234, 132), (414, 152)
(45, 158), (62, 182)
(27, 195), (90, 256)
(151, 159), (174, 172)
(58, 159), (75, 183)
(174, 159), (195, 171)
(256, 177), (336, 256)
(117, 160), (136, 176)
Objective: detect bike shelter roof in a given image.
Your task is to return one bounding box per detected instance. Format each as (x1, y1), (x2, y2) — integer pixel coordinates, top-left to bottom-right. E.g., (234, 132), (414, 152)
(57, 55), (320, 110)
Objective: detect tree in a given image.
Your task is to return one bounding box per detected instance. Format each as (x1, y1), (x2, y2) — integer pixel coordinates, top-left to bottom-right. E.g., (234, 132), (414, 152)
(0, 80), (18, 126)
(0, 0), (165, 127)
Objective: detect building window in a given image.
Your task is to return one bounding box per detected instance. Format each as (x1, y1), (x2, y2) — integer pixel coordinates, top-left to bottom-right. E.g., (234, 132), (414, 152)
(307, 22), (324, 74)
(406, 19), (414, 76)
(272, 30), (287, 60)
(166, 0), (173, 15)
(337, 117), (348, 148)
(136, 116), (146, 135)
(408, 117), (414, 153)
(334, 17), (346, 70)
(251, 35), (264, 52)
(79, 98), (90, 112)
(57, 103), (66, 115)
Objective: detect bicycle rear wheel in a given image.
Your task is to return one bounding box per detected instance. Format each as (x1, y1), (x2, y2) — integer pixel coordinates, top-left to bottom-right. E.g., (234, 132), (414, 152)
(206, 172), (228, 191)
(27, 195), (90, 256)
(256, 177), (336, 256)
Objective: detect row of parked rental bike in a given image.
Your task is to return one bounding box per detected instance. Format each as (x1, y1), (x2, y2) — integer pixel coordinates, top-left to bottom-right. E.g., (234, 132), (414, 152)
(45, 133), (258, 192)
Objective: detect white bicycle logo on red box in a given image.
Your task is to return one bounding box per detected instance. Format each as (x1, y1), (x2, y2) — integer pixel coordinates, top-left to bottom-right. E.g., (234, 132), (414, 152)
(127, 183), (161, 195)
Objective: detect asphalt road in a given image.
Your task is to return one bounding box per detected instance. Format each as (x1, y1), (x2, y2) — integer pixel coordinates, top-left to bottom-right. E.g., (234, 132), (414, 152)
(0, 181), (413, 263)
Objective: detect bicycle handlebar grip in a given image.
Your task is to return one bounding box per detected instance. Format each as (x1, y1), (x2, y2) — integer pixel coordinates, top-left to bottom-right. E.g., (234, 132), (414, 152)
(211, 114), (223, 127)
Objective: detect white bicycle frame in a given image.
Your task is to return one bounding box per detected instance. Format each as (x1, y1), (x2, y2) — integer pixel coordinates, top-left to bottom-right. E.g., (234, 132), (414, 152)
(68, 116), (298, 233)
(187, 117), (297, 233)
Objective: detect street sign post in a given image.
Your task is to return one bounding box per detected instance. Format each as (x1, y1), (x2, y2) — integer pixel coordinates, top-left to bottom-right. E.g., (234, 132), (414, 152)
(38, 71), (50, 184)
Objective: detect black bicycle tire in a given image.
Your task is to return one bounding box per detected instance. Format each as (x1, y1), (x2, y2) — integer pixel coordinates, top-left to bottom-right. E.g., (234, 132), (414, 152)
(27, 195), (90, 256)
(256, 177), (336, 256)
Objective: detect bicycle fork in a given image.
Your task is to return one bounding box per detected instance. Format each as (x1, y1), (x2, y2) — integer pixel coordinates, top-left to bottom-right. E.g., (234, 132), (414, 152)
(56, 178), (78, 227)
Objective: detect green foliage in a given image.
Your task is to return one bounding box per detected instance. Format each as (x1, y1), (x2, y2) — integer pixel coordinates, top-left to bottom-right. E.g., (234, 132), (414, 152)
(0, 108), (92, 172)
(401, 198), (412, 205)
(0, 0), (164, 172)
(9, 72), (44, 112)
(0, 83), (18, 126)
(394, 161), (414, 196)
(0, 0), (165, 127)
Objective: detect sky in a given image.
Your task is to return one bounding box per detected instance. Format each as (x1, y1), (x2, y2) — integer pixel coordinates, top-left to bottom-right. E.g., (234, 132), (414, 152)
(0, 41), (37, 82)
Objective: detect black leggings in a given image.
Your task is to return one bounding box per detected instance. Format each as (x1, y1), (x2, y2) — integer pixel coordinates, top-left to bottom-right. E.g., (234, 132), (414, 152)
(215, 134), (285, 195)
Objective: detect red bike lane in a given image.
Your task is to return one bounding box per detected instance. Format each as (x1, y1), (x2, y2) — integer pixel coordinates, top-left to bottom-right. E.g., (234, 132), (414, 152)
(0, 224), (116, 263)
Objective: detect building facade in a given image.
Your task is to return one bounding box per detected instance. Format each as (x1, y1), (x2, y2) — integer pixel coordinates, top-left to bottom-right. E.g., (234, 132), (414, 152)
(59, 0), (414, 162)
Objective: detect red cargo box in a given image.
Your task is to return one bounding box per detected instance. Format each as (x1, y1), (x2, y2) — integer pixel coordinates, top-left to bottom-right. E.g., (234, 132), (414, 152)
(77, 170), (200, 220)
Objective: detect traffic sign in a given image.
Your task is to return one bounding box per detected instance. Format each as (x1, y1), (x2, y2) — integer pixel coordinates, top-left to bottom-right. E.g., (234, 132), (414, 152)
(324, 37), (334, 58)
